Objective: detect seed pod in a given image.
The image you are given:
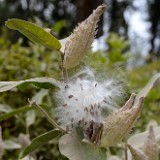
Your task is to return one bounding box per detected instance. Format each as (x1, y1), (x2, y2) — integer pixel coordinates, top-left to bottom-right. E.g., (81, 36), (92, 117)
(62, 4), (106, 69)
(143, 126), (159, 160)
(127, 144), (148, 160)
(100, 93), (145, 147)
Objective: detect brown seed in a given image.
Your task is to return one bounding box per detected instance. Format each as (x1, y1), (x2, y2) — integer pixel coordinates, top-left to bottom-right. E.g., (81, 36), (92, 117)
(80, 84), (83, 90)
(68, 95), (74, 99)
(63, 104), (68, 107)
(109, 96), (112, 99)
(78, 120), (82, 125)
(91, 105), (94, 110)
(71, 118), (74, 122)
(84, 107), (88, 112)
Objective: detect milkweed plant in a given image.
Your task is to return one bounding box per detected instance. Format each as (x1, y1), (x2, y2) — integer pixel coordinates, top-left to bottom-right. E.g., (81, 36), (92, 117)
(0, 3), (160, 160)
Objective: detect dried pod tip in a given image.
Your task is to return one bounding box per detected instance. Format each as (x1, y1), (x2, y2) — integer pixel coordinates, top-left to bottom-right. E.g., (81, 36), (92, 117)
(100, 93), (145, 147)
(143, 125), (159, 160)
(127, 144), (148, 160)
(62, 4), (106, 69)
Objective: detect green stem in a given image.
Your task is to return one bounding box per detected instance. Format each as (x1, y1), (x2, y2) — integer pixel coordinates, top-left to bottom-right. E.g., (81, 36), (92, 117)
(124, 138), (128, 160)
(30, 101), (67, 133)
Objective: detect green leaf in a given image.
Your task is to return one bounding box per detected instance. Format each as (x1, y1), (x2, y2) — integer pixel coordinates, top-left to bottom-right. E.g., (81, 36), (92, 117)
(0, 106), (33, 121)
(25, 89), (49, 127)
(20, 129), (62, 158)
(5, 19), (61, 50)
(0, 77), (61, 92)
(59, 134), (106, 160)
(32, 89), (48, 105)
(0, 104), (12, 113)
(25, 110), (36, 127)
(128, 126), (160, 148)
(2, 140), (21, 149)
(134, 73), (160, 105)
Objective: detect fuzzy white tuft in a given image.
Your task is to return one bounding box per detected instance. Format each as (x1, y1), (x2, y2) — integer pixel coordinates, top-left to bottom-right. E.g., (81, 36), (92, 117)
(55, 70), (124, 131)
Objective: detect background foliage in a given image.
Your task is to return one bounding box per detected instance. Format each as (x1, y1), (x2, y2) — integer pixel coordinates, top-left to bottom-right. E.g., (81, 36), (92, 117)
(0, 32), (160, 159)
(0, 0), (160, 159)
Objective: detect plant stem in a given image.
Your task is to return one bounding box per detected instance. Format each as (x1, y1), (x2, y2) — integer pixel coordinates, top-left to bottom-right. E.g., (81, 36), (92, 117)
(62, 67), (68, 85)
(124, 138), (128, 160)
(60, 51), (68, 85)
(30, 100), (67, 133)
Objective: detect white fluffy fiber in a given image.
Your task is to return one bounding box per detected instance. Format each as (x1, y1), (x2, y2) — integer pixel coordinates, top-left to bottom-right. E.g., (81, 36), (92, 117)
(55, 70), (124, 130)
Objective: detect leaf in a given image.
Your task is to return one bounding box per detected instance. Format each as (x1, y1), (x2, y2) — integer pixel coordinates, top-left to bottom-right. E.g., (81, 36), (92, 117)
(59, 134), (106, 160)
(108, 156), (122, 160)
(32, 89), (48, 105)
(25, 89), (49, 127)
(2, 140), (21, 149)
(59, 37), (69, 53)
(25, 110), (36, 127)
(0, 126), (3, 159)
(128, 126), (160, 148)
(0, 77), (61, 92)
(134, 73), (160, 105)
(21, 156), (36, 160)
(20, 129), (61, 158)
(0, 106), (33, 121)
(5, 19), (61, 50)
(0, 104), (12, 113)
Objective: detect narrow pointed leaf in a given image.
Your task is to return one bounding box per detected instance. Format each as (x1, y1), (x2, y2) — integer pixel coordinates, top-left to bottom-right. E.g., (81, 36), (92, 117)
(59, 134), (106, 160)
(20, 129), (62, 158)
(135, 73), (160, 105)
(0, 77), (60, 92)
(5, 19), (61, 50)
(0, 106), (33, 121)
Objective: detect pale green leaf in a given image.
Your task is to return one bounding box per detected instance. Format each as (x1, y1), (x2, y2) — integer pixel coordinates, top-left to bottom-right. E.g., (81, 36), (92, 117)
(128, 126), (160, 148)
(2, 140), (21, 149)
(135, 73), (160, 105)
(20, 129), (61, 158)
(21, 156), (35, 160)
(25, 89), (49, 127)
(0, 106), (33, 122)
(32, 89), (48, 105)
(0, 126), (3, 159)
(0, 104), (12, 113)
(108, 156), (122, 160)
(0, 77), (60, 92)
(5, 18), (61, 50)
(59, 37), (69, 53)
(59, 134), (106, 160)
(25, 110), (36, 127)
